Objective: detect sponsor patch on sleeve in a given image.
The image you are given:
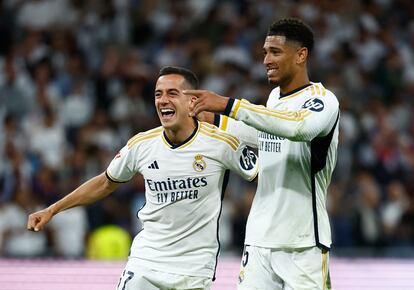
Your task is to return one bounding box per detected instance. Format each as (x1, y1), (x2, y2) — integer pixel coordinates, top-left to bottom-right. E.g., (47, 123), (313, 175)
(302, 98), (324, 112)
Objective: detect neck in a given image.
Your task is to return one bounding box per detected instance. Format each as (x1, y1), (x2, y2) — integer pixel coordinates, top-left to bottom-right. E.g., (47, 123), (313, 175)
(164, 119), (197, 145)
(280, 69), (310, 94)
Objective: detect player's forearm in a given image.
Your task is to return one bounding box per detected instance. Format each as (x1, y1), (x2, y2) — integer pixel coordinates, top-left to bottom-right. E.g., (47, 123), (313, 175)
(225, 99), (329, 141)
(215, 115), (259, 148)
(48, 172), (118, 216)
(236, 107), (308, 140)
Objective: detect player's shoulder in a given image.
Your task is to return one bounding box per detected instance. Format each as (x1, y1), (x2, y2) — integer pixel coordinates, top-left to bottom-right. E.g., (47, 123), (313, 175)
(303, 82), (339, 110)
(199, 122), (240, 151)
(311, 83), (338, 101)
(270, 83), (328, 103)
(127, 126), (163, 149)
(267, 87), (281, 106)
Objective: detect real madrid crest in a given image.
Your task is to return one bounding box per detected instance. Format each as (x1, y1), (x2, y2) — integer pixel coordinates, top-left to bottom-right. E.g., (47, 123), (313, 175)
(193, 154), (206, 172)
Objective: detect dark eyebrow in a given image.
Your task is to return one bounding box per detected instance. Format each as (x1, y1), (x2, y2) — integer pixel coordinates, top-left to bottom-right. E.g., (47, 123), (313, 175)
(168, 88), (180, 94)
(154, 88), (181, 94)
(266, 46), (283, 51)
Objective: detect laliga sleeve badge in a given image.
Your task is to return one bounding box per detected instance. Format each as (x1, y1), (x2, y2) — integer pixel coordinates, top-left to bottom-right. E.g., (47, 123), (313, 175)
(240, 147), (257, 170)
(193, 154), (206, 172)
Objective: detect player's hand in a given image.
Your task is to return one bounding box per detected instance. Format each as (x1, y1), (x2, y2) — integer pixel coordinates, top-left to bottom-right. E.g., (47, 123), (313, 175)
(195, 111), (215, 124)
(27, 208), (54, 232)
(183, 90), (229, 117)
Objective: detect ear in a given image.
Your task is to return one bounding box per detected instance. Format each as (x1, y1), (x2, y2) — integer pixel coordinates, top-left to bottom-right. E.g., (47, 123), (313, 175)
(189, 95), (197, 104)
(188, 95), (197, 110)
(296, 47), (308, 65)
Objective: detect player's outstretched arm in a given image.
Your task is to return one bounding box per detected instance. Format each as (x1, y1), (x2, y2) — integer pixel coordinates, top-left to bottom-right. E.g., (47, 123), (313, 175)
(224, 97), (339, 141)
(185, 89), (339, 141)
(27, 172), (120, 232)
(184, 90), (230, 116)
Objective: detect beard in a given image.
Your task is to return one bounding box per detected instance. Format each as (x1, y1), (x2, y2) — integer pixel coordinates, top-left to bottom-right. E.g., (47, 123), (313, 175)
(268, 70), (294, 88)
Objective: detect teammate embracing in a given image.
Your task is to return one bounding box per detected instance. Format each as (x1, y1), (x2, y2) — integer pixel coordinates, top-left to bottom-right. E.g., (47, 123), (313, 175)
(27, 66), (258, 290)
(185, 18), (339, 290)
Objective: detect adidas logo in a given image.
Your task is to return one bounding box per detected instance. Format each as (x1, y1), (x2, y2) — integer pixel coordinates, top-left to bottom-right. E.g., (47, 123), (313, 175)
(148, 160), (159, 169)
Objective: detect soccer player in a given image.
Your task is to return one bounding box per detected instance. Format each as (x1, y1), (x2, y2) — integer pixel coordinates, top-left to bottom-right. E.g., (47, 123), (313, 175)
(27, 66), (258, 290)
(184, 18), (339, 290)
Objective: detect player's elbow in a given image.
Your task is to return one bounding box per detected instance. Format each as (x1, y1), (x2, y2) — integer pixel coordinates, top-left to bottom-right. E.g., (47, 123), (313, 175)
(285, 123), (314, 142)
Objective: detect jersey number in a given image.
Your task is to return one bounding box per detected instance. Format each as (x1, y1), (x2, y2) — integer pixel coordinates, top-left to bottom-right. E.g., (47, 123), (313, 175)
(118, 270), (134, 290)
(242, 245), (249, 267)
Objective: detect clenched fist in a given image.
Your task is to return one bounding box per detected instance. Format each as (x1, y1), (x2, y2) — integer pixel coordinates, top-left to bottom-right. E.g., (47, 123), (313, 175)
(27, 208), (54, 232)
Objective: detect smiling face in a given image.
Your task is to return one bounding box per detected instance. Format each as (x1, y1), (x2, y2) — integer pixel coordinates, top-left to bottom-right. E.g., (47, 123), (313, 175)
(155, 74), (194, 131)
(263, 35), (306, 88)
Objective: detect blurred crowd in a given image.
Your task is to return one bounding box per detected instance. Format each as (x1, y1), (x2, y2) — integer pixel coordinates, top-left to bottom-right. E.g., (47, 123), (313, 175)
(1, 0), (414, 259)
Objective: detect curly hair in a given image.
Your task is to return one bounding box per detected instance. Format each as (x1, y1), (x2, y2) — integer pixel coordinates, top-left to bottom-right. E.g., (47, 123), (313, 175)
(267, 18), (314, 54)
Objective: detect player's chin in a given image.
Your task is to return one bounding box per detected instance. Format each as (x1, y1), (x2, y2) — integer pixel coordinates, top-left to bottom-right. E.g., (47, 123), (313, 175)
(159, 118), (176, 129)
(267, 76), (281, 86)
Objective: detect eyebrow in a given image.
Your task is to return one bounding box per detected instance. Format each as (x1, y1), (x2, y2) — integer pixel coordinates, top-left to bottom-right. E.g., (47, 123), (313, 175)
(263, 46), (283, 51)
(155, 88), (181, 94)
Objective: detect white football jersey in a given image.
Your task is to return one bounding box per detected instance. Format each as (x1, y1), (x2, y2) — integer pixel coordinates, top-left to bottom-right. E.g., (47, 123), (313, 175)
(106, 121), (258, 279)
(219, 82), (339, 250)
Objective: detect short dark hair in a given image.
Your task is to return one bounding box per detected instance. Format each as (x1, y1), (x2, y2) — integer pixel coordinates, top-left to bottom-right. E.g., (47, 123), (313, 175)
(158, 66), (199, 89)
(267, 18), (314, 54)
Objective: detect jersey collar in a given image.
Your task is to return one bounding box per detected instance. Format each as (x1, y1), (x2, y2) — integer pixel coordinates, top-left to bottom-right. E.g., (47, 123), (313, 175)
(279, 83), (312, 99)
(162, 120), (200, 149)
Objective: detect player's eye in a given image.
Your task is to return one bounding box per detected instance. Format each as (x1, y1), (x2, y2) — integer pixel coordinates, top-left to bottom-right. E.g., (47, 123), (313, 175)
(270, 49), (281, 55)
(168, 90), (179, 97)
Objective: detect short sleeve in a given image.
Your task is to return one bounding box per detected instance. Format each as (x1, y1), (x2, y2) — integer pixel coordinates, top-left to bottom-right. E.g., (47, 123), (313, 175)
(222, 141), (258, 182)
(106, 144), (138, 183)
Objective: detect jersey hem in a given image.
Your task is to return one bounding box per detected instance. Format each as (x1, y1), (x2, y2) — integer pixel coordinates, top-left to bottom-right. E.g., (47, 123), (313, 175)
(105, 170), (129, 183)
(247, 167), (259, 182)
(244, 239), (331, 250)
(127, 256), (214, 279)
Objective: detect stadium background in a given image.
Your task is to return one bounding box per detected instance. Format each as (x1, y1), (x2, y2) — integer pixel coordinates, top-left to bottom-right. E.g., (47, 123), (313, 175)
(1, 0), (414, 289)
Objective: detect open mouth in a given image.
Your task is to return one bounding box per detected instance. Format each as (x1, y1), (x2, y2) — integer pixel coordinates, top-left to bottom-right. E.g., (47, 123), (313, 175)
(160, 108), (176, 120)
(267, 68), (278, 77)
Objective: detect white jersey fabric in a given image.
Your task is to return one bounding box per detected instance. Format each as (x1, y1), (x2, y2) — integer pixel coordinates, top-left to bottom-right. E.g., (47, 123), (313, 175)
(218, 82), (339, 249)
(106, 121), (258, 279)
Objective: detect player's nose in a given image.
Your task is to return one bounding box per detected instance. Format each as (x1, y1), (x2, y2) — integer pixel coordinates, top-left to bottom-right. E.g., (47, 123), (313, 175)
(157, 93), (169, 104)
(263, 55), (271, 65)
